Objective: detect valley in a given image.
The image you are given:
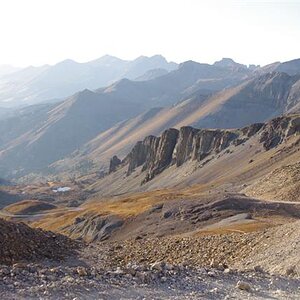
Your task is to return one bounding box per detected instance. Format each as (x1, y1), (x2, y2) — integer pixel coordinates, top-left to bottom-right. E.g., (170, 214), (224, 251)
(1, 56), (300, 299)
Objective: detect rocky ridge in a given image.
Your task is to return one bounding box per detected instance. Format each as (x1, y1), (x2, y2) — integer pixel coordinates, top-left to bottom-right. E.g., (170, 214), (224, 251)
(109, 114), (300, 184)
(1, 228), (300, 299)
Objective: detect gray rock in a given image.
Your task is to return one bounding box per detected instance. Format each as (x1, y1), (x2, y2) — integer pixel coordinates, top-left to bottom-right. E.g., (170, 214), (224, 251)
(236, 280), (251, 292)
(109, 155), (122, 173)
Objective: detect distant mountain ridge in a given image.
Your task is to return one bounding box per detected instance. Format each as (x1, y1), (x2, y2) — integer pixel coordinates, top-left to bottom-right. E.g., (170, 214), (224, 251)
(50, 71), (300, 178)
(1, 57), (300, 181)
(0, 58), (253, 179)
(0, 55), (177, 107)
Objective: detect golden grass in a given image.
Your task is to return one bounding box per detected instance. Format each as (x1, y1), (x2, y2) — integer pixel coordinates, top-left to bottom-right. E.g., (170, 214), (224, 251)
(193, 217), (287, 236)
(4, 200), (53, 214)
(31, 189), (190, 232)
(32, 210), (82, 232)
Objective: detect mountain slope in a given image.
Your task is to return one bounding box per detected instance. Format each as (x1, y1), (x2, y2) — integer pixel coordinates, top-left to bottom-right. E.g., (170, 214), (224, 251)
(0, 60), (252, 179)
(87, 114), (300, 196)
(53, 72), (300, 177)
(135, 68), (169, 81)
(0, 89), (146, 178)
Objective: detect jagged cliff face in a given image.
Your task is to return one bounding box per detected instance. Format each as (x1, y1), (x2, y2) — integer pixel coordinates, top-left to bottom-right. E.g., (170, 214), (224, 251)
(109, 115), (300, 184)
(259, 115), (300, 150)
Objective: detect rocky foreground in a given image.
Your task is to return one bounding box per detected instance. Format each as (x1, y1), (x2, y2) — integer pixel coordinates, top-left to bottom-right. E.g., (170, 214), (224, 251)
(1, 260), (300, 299)
(0, 219), (77, 265)
(1, 218), (300, 299)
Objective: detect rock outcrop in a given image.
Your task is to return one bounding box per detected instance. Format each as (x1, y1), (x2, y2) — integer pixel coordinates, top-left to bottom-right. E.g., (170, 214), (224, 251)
(108, 115), (300, 184)
(144, 129), (179, 182)
(67, 214), (124, 242)
(259, 115), (300, 150)
(109, 155), (122, 173)
(124, 135), (160, 176)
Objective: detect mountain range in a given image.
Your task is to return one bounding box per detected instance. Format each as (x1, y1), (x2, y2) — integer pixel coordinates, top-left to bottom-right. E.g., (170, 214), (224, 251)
(0, 56), (300, 181)
(0, 55), (177, 107)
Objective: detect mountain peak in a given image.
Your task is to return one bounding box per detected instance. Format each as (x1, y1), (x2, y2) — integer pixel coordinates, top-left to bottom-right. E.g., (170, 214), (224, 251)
(72, 88), (95, 101)
(133, 54), (167, 63)
(89, 55), (126, 65)
(55, 59), (79, 66)
(214, 58), (247, 69)
(178, 60), (202, 69)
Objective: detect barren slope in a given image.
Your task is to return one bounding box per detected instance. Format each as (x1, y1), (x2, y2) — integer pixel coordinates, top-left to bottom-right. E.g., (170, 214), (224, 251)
(53, 72), (300, 178)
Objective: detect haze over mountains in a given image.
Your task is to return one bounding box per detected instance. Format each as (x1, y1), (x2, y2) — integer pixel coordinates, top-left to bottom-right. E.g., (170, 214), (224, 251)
(1, 55), (300, 300)
(0, 55), (177, 108)
(0, 55), (300, 181)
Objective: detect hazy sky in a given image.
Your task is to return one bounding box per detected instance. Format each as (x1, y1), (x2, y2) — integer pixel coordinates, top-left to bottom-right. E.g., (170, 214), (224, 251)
(0, 0), (299, 67)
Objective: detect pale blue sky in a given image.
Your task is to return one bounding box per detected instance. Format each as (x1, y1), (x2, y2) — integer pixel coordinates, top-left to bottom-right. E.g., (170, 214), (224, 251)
(0, 0), (299, 67)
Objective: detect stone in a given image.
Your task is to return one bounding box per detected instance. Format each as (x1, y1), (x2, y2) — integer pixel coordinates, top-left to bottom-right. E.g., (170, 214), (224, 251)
(254, 265), (264, 273)
(209, 258), (218, 268)
(76, 267), (88, 276)
(150, 261), (165, 271)
(109, 155), (122, 173)
(236, 280), (251, 292)
(13, 263), (28, 269)
(286, 265), (296, 276)
(114, 267), (124, 275)
(109, 115), (300, 184)
(207, 271), (216, 277)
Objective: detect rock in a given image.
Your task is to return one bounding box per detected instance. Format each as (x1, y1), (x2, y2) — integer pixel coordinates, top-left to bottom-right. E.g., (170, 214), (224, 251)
(143, 128), (179, 183)
(114, 267), (124, 275)
(173, 126), (199, 167)
(223, 268), (232, 274)
(286, 265), (296, 276)
(254, 265), (264, 273)
(236, 280), (251, 292)
(63, 275), (74, 283)
(76, 267), (88, 276)
(209, 258), (219, 269)
(109, 155), (122, 173)
(109, 115), (300, 183)
(150, 261), (165, 271)
(191, 129), (238, 161)
(165, 263), (174, 271)
(124, 135), (159, 176)
(207, 271), (216, 277)
(259, 115), (300, 150)
(67, 215), (124, 242)
(12, 263), (28, 269)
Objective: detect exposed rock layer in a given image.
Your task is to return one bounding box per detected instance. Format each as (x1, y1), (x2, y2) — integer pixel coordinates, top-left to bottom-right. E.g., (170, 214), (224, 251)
(109, 115), (300, 183)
